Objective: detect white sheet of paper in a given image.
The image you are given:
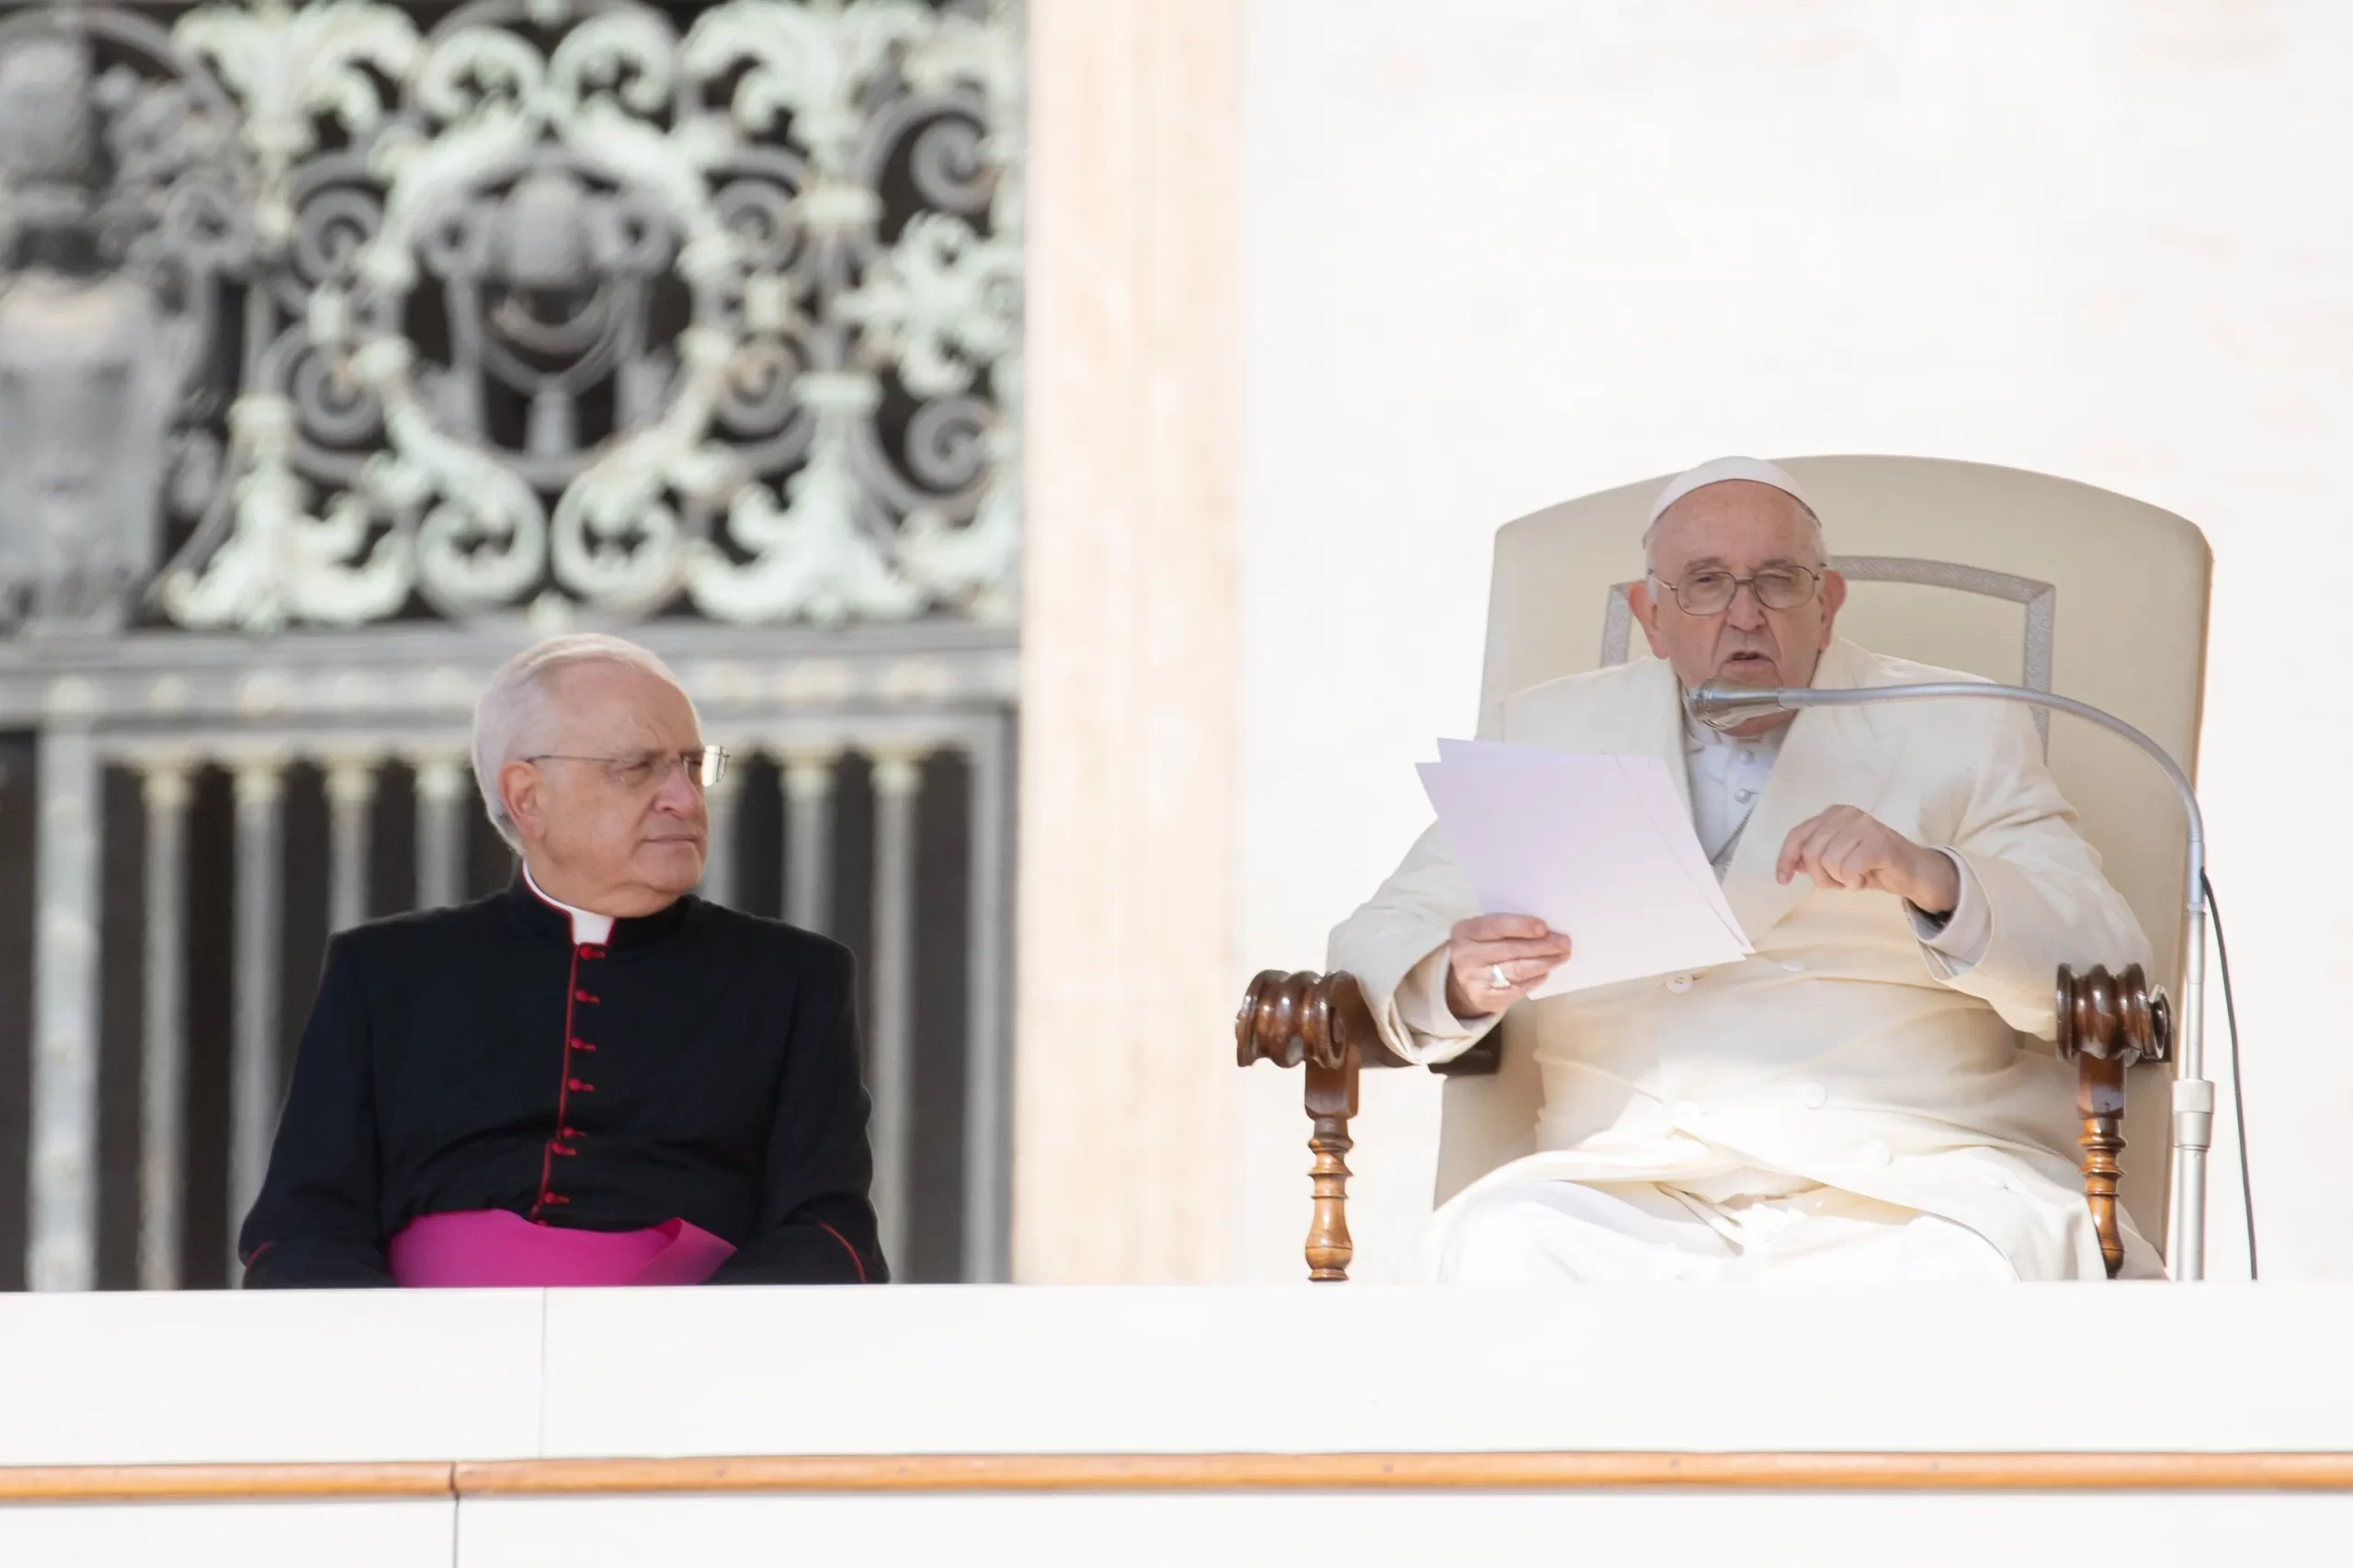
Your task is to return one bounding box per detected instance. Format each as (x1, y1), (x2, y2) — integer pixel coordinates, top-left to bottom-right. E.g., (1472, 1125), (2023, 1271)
(1421, 740), (1753, 996)
(1606, 754), (1752, 947)
(1432, 741), (1747, 949)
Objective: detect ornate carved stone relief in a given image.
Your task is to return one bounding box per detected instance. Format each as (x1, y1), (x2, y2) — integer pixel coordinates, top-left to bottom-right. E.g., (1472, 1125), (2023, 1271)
(0, 0), (1022, 637)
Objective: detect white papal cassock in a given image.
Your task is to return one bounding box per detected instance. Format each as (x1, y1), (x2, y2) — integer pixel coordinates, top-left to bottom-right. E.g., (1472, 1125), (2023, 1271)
(1330, 637), (2162, 1283)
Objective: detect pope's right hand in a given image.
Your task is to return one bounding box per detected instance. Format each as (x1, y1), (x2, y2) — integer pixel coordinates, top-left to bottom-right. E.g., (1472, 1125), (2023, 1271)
(1443, 914), (1573, 1019)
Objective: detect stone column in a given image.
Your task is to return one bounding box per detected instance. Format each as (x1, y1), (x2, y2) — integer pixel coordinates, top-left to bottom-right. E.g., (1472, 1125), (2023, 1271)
(961, 716), (1014, 1282)
(699, 764), (745, 908)
(867, 748), (926, 1274)
(414, 755), (469, 909)
(1017, 0), (1243, 1281)
(230, 760), (286, 1278)
(27, 718), (102, 1291)
(139, 761), (195, 1290)
(779, 750), (838, 934)
(324, 756), (377, 932)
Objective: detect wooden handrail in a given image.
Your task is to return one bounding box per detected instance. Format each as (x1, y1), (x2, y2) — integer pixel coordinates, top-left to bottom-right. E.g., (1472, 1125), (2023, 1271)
(7, 1451), (2353, 1502)
(0, 1462), (457, 1503)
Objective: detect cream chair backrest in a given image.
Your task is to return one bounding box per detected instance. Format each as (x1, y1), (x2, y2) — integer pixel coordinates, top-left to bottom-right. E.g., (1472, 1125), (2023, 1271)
(1438, 456), (2211, 1248)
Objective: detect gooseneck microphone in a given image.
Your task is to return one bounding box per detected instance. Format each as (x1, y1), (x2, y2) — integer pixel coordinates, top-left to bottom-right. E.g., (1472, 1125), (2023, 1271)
(1689, 678), (2216, 1282)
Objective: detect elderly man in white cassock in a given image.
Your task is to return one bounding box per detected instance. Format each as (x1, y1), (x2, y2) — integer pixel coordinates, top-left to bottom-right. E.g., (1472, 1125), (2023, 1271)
(1332, 457), (2161, 1283)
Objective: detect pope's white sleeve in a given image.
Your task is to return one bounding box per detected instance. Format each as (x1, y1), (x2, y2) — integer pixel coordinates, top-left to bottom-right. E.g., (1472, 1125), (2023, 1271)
(1909, 848), (1993, 970)
(1915, 701), (2153, 1036)
(1392, 943), (1494, 1045)
(1328, 821), (1505, 1064)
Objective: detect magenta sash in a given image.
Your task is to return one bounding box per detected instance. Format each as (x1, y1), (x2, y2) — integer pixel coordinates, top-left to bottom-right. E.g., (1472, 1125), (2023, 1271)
(388, 1210), (735, 1287)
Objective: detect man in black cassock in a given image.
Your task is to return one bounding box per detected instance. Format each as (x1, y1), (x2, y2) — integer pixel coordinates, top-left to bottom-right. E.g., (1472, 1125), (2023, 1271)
(238, 634), (886, 1287)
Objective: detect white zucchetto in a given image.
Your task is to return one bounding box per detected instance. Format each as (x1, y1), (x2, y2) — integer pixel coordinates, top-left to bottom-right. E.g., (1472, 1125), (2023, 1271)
(1646, 456), (1817, 533)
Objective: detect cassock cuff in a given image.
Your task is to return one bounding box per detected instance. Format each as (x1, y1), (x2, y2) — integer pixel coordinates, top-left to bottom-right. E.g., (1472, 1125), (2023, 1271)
(1909, 848), (1992, 970)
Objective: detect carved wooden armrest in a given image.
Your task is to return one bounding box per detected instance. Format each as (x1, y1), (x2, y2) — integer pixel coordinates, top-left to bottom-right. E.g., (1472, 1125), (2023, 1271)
(2054, 963), (2172, 1279)
(1235, 971), (1397, 1280)
(1235, 970), (1405, 1075)
(1235, 970), (1510, 1280)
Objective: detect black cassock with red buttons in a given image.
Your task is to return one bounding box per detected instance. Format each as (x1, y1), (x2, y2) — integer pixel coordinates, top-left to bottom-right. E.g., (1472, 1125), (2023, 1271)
(238, 875), (886, 1286)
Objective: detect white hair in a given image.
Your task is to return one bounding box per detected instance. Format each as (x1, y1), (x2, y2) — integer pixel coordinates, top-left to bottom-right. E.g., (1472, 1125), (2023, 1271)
(471, 634), (696, 852)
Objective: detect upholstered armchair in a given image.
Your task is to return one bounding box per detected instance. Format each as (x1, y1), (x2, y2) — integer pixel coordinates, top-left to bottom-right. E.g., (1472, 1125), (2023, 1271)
(1238, 457), (2208, 1281)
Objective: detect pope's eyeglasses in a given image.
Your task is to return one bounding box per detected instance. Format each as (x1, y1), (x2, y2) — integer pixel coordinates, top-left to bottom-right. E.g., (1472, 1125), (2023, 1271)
(1656, 565), (1823, 617)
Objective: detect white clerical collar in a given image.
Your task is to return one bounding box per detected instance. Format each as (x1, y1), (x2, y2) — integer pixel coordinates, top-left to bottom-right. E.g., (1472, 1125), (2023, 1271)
(522, 864), (616, 946)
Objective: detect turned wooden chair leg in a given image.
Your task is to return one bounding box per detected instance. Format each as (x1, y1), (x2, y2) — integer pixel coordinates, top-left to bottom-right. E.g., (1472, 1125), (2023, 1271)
(2078, 1051), (2129, 1279)
(1303, 1047), (1362, 1282)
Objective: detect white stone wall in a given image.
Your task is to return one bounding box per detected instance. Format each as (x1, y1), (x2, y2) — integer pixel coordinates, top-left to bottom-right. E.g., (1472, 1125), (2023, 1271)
(1017, 0), (1244, 1282)
(1230, 0), (2353, 1281)
(14, 1288), (2353, 1562)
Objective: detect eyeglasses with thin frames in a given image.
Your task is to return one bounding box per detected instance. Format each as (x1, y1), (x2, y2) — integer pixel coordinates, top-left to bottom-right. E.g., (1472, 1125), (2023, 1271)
(523, 747), (730, 791)
(1654, 565), (1823, 617)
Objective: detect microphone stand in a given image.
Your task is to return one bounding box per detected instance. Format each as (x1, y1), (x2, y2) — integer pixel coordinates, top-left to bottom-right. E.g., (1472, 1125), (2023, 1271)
(1690, 679), (2215, 1281)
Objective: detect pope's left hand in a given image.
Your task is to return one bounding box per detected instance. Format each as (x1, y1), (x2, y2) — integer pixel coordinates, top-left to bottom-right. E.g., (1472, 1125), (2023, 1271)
(1775, 805), (1959, 914)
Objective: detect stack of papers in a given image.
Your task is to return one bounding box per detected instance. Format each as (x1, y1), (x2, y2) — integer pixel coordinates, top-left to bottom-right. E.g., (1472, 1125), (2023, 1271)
(1418, 738), (1752, 997)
